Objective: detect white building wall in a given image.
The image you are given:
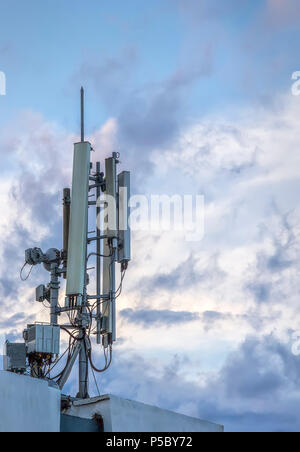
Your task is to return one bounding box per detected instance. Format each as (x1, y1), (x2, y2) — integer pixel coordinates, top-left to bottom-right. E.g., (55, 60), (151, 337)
(0, 371), (60, 432)
(0, 371), (223, 432)
(65, 394), (224, 432)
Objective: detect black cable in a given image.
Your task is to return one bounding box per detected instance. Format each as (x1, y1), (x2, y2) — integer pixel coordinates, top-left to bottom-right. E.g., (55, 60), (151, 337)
(52, 337), (75, 381)
(49, 354), (70, 380)
(20, 262), (34, 281)
(87, 336), (112, 373)
(87, 252), (112, 261)
(91, 365), (101, 397)
(60, 327), (82, 341)
(83, 336), (89, 395)
(115, 269), (127, 299)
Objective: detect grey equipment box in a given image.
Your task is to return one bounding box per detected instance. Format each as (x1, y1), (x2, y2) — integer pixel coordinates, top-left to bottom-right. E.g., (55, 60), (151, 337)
(26, 324), (60, 355)
(3, 341), (26, 372)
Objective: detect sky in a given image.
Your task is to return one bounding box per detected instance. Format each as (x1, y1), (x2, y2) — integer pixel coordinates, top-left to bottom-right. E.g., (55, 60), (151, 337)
(1, 0), (300, 432)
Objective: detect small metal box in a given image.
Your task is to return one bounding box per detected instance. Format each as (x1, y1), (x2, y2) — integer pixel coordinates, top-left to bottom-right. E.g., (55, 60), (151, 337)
(26, 324), (60, 355)
(3, 341), (26, 372)
(36, 284), (46, 302)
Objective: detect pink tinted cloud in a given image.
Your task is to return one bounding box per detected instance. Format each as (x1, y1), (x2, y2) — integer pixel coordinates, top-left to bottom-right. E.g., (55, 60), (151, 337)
(266, 0), (300, 28)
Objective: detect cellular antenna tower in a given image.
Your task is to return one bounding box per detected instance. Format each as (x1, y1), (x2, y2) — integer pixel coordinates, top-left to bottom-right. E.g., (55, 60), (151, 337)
(6, 89), (131, 399)
(0, 90), (224, 433)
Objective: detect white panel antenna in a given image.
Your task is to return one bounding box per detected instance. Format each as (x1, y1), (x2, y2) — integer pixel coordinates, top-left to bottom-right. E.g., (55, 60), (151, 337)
(102, 156), (118, 342)
(66, 141), (91, 306)
(118, 171), (131, 265)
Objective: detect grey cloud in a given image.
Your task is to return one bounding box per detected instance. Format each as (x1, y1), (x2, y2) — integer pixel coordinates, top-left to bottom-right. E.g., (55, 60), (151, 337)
(247, 281), (271, 303)
(201, 311), (232, 331)
(0, 114), (71, 332)
(91, 333), (300, 432)
(239, 309), (281, 332)
(222, 336), (284, 399)
(176, 0), (251, 21)
(200, 309), (281, 333)
(72, 44), (214, 189)
(3, 118), (70, 245)
(175, 0), (300, 110)
(118, 43), (213, 151)
(11, 172), (60, 227)
(140, 253), (225, 295)
(120, 305), (280, 334)
(267, 220), (295, 272)
(200, 309), (282, 333)
(73, 47), (138, 111)
(120, 308), (199, 327)
(259, 212), (295, 273)
(0, 277), (18, 300)
(0, 224), (32, 302)
(246, 209), (298, 305)
(202, 310), (229, 322)
(0, 313), (29, 330)
(265, 0), (300, 29)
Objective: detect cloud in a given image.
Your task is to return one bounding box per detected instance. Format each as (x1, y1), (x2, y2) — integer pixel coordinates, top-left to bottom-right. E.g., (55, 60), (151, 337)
(262, 210), (296, 273)
(266, 0), (300, 28)
(173, 0), (300, 111)
(247, 281), (271, 304)
(73, 47), (139, 111)
(176, 0), (251, 21)
(201, 311), (232, 331)
(72, 43), (214, 187)
(139, 253), (225, 296)
(244, 207), (300, 306)
(91, 118), (118, 161)
(0, 313), (29, 330)
(95, 333), (300, 432)
(118, 42), (214, 151)
(222, 336), (284, 399)
(120, 308), (199, 327)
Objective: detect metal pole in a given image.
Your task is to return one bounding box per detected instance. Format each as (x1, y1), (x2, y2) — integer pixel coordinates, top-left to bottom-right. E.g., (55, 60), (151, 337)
(81, 87), (84, 142)
(78, 335), (89, 398)
(77, 247), (89, 398)
(77, 87), (89, 397)
(111, 247), (117, 342)
(59, 341), (81, 390)
(77, 280), (89, 398)
(50, 263), (59, 325)
(63, 188), (71, 279)
(96, 162), (101, 344)
(111, 153), (118, 343)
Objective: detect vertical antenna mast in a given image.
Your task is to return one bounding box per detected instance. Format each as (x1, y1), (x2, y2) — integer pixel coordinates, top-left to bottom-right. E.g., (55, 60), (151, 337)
(81, 86), (84, 142)
(15, 88), (131, 401)
(79, 86), (88, 398)
(96, 161), (102, 345)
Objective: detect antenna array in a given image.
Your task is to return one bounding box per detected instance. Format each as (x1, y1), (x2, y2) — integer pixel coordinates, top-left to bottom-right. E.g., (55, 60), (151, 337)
(6, 89), (131, 399)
